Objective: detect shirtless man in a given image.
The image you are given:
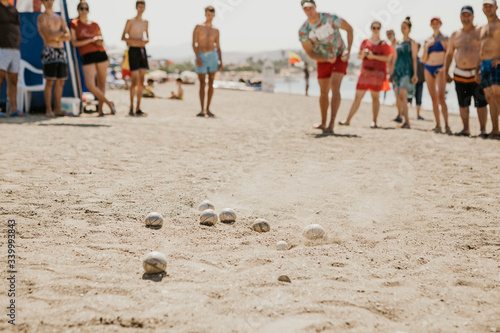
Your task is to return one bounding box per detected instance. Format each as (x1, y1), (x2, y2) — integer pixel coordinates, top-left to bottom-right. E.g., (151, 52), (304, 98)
(122, 0), (149, 116)
(299, 0), (353, 134)
(192, 6), (222, 117)
(445, 5), (488, 137)
(37, 0), (71, 117)
(476, 0), (500, 138)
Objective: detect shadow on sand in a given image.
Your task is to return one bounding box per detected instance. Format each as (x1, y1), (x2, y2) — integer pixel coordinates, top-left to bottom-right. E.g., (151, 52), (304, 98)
(311, 133), (361, 139)
(38, 123), (111, 128)
(142, 272), (167, 282)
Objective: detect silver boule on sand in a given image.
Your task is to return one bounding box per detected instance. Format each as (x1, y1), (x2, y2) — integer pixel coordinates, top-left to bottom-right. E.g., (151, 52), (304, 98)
(252, 218), (270, 233)
(302, 224), (326, 240)
(144, 212), (164, 227)
(200, 209), (218, 226)
(198, 200), (215, 211)
(276, 241), (289, 250)
(219, 208), (237, 224)
(142, 251), (167, 274)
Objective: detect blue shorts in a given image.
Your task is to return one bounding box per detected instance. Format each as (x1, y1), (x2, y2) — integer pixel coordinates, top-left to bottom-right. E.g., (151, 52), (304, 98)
(195, 50), (219, 74)
(481, 59), (500, 88)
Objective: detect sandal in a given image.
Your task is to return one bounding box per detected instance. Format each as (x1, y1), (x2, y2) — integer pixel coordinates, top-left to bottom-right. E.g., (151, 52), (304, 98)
(401, 123), (411, 129)
(129, 108), (134, 116)
(135, 110), (147, 117)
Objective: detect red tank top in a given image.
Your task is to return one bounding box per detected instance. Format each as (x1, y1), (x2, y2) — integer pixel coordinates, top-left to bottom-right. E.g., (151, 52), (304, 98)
(70, 18), (106, 56)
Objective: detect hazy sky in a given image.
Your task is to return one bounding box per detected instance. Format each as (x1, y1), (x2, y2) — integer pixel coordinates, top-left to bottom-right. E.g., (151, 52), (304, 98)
(66, 0), (491, 55)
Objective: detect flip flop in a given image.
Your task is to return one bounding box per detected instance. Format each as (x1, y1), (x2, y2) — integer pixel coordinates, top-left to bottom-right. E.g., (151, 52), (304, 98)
(9, 110), (27, 117)
(196, 112), (205, 117)
(479, 132), (489, 139)
(135, 110), (147, 117)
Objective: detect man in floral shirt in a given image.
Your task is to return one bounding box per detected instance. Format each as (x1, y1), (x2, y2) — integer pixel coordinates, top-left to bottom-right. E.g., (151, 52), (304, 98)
(299, 0), (353, 134)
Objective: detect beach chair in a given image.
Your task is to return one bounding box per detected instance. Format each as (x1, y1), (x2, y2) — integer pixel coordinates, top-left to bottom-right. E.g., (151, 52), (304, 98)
(16, 59), (46, 113)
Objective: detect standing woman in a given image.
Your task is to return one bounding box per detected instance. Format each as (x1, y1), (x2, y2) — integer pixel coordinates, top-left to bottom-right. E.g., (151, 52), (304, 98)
(339, 21), (393, 128)
(70, 1), (115, 117)
(391, 17), (418, 129)
(422, 17), (450, 133)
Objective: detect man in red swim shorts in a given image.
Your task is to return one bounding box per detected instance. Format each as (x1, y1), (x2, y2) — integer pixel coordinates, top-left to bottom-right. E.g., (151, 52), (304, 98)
(299, 0), (353, 134)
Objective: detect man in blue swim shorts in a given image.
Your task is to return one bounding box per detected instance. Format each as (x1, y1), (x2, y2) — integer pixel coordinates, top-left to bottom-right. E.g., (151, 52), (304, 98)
(193, 6), (223, 117)
(477, 0), (500, 137)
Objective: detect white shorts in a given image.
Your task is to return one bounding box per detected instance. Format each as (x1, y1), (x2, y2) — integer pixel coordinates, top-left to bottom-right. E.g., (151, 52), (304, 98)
(0, 48), (20, 73)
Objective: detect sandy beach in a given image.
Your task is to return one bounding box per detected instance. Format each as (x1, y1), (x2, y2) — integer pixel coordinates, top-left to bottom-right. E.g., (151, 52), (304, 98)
(1, 82), (499, 332)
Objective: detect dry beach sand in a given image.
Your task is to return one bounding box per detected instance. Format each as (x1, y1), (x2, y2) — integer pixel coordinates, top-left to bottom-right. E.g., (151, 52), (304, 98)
(0, 82), (499, 332)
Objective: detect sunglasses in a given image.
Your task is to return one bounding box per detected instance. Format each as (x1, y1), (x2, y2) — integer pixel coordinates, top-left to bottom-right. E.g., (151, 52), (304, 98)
(207, 9), (215, 12)
(78, 7), (89, 11)
(372, 26), (381, 30)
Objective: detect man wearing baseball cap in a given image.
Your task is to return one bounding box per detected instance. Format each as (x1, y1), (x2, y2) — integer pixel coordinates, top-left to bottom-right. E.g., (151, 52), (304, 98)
(476, 0), (500, 138)
(298, 0), (354, 134)
(445, 5), (489, 137)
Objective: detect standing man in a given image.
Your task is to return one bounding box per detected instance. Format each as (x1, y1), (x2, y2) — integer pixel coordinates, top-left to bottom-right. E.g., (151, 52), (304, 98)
(193, 6), (223, 118)
(446, 6), (488, 137)
(476, 0), (500, 138)
(0, 0), (25, 117)
(299, 0), (353, 134)
(122, 0), (149, 117)
(304, 61), (310, 96)
(38, 0), (71, 117)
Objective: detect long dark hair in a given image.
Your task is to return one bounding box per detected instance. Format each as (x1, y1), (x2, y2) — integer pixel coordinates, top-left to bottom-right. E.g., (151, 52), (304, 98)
(77, 1), (88, 19)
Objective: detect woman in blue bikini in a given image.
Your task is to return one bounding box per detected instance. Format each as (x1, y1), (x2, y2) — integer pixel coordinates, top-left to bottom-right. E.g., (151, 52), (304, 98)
(422, 17), (451, 134)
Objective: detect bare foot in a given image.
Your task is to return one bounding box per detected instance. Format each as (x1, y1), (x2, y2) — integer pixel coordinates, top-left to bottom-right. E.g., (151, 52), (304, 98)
(338, 121), (350, 126)
(196, 112), (205, 117)
(46, 111), (55, 117)
(322, 128), (334, 134)
(206, 111), (216, 118)
(401, 122), (411, 129)
(445, 126), (453, 135)
(432, 126), (442, 134)
(312, 123), (325, 130)
(370, 122), (378, 129)
(109, 102), (116, 115)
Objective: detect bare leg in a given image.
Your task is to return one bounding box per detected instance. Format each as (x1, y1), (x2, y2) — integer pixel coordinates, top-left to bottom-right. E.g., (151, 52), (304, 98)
(371, 91), (380, 126)
(394, 89), (402, 118)
(206, 72), (216, 116)
(398, 88), (410, 128)
(425, 70), (440, 130)
(459, 107), (470, 135)
(6, 72), (19, 114)
(136, 69), (146, 111)
(0, 71), (5, 114)
(477, 107), (488, 133)
(130, 71), (139, 113)
(325, 72), (345, 133)
(340, 89), (366, 125)
(197, 74), (206, 116)
(316, 78), (330, 130)
(53, 79), (65, 115)
(83, 63), (112, 116)
(44, 79), (55, 117)
(488, 85), (500, 135)
(97, 61), (113, 114)
(437, 70), (450, 132)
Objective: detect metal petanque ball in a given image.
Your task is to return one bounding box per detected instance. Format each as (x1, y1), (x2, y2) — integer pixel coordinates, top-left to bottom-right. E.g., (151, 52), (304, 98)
(252, 218), (270, 233)
(276, 241), (289, 250)
(144, 212), (164, 227)
(219, 208), (237, 224)
(142, 251), (167, 274)
(200, 209), (218, 226)
(198, 200), (215, 211)
(302, 224), (326, 240)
